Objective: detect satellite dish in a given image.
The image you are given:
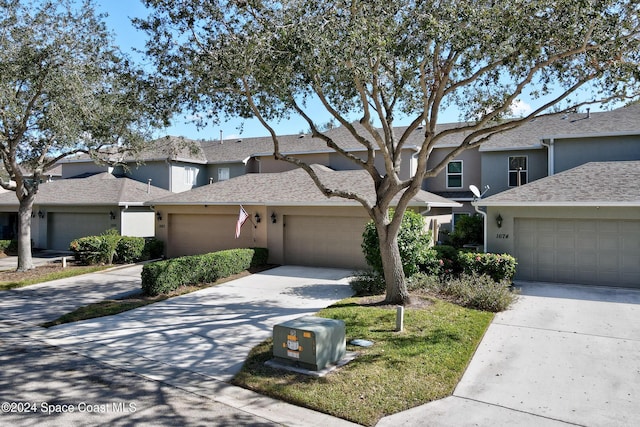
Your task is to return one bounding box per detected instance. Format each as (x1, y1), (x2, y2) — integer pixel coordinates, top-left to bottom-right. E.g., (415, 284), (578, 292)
(469, 185), (481, 199)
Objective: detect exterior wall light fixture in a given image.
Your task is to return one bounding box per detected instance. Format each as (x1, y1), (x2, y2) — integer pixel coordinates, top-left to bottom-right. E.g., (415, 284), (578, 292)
(109, 211), (116, 220)
(156, 211), (162, 221)
(496, 214), (503, 228)
(271, 212), (277, 224)
(254, 213), (261, 223)
(38, 210), (45, 219)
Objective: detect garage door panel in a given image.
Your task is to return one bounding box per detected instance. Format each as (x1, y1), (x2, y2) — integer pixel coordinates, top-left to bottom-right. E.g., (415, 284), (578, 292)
(284, 215), (367, 269)
(515, 218), (639, 288)
(168, 214), (254, 258)
(48, 213), (112, 250)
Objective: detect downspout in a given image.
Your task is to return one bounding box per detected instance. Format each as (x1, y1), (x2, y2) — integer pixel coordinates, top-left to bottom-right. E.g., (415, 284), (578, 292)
(541, 138), (555, 175)
(420, 206), (434, 247)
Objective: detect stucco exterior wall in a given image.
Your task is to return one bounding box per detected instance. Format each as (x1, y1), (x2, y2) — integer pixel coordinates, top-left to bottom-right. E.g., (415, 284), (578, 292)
(61, 162), (110, 179)
(206, 163), (247, 183)
(259, 153), (331, 172)
(423, 147), (481, 193)
(120, 161), (171, 191)
(552, 135), (640, 174)
(480, 149), (548, 197)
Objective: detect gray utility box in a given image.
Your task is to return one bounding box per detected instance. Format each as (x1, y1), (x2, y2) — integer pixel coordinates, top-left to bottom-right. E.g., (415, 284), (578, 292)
(272, 316), (346, 371)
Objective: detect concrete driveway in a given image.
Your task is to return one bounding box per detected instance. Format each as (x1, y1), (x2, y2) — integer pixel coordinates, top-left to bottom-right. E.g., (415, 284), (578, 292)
(377, 281), (640, 426)
(0, 264), (359, 426)
(42, 266), (355, 382)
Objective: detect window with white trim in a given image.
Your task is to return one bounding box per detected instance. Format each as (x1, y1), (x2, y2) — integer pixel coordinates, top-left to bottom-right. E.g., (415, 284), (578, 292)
(218, 167), (230, 181)
(508, 156), (527, 187)
(184, 167), (197, 185)
(446, 160), (463, 188)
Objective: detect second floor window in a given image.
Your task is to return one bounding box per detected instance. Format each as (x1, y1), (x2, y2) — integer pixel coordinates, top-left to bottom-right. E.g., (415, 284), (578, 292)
(508, 156), (528, 187)
(184, 167), (197, 185)
(218, 167), (230, 181)
(447, 160), (463, 188)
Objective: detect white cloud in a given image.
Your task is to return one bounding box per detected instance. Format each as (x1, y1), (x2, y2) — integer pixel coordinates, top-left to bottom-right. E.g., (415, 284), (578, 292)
(508, 99), (533, 117)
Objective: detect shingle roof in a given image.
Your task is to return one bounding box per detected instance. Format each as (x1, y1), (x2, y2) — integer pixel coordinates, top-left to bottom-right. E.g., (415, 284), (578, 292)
(476, 161), (640, 206)
(149, 165), (461, 208)
(0, 173), (173, 207)
(478, 103), (640, 151)
(60, 136), (208, 164)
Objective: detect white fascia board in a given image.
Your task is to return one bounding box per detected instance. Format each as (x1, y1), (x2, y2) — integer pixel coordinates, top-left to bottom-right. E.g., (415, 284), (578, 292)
(478, 144), (544, 152)
(475, 201), (640, 207)
(539, 130), (640, 140)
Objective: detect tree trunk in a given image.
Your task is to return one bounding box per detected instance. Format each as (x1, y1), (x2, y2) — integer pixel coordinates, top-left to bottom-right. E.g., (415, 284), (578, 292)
(379, 228), (411, 305)
(16, 195), (35, 272)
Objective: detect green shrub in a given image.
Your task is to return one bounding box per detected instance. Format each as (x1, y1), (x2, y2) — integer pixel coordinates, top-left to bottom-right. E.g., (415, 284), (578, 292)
(427, 245), (463, 279)
(141, 248), (268, 296)
(115, 236), (145, 264)
(70, 231), (150, 265)
(349, 271), (386, 296)
(70, 235), (105, 265)
(361, 209), (431, 278)
(449, 214), (484, 248)
(458, 252), (517, 282)
(0, 240), (12, 254)
(410, 272), (518, 312)
(142, 238), (164, 260)
(100, 229), (121, 265)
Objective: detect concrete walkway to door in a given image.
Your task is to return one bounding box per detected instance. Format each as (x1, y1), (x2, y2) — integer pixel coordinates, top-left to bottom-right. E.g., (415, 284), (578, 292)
(377, 281), (640, 426)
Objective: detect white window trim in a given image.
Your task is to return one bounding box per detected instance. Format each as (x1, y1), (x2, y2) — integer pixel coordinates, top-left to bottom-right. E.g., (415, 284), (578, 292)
(184, 166), (197, 186)
(508, 156), (528, 187)
(446, 160), (463, 189)
(218, 167), (230, 182)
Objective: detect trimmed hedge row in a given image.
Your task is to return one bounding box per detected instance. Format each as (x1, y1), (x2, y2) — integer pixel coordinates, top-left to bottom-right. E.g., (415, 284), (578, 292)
(141, 248), (268, 296)
(70, 232), (163, 265)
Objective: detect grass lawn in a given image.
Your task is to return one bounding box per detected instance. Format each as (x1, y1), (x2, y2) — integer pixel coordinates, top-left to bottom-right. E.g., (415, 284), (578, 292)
(232, 294), (494, 426)
(0, 264), (110, 290)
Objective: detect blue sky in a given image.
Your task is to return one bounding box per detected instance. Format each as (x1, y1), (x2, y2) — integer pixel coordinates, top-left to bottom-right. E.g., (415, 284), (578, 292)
(97, 1), (486, 141)
(98, 1), (611, 142)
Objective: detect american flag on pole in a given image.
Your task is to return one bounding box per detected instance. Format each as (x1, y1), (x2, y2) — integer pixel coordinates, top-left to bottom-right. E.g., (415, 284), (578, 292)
(235, 206), (249, 239)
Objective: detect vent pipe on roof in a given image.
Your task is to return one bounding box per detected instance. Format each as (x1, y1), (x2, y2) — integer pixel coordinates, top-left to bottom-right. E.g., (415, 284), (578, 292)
(220, 130), (223, 145)
(586, 108), (590, 118)
(147, 178), (152, 193)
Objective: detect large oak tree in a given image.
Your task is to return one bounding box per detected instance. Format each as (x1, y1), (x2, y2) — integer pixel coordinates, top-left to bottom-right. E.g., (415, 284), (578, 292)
(139, 0), (640, 304)
(0, 0), (169, 271)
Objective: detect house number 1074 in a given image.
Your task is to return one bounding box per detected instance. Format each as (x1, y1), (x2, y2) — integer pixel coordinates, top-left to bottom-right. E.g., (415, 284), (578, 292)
(496, 233), (509, 239)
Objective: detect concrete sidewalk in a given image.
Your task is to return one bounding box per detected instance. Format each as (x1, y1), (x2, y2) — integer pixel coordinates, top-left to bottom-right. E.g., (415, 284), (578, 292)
(377, 281), (640, 426)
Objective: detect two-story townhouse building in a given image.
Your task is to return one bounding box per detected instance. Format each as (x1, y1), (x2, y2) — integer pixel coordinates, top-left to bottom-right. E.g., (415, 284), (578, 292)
(475, 104), (640, 288)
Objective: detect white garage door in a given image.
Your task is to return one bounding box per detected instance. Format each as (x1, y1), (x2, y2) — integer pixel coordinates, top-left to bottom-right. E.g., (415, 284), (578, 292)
(515, 218), (640, 288)
(283, 215), (368, 269)
(48, 213), (112, 250)
(168, 214), (255, 258)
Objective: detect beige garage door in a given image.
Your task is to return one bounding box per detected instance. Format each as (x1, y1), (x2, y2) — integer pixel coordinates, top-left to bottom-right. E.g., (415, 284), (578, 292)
(515, 218), (640, 288)
(283, 215), (368, 269)
(168, 214), (255, 258)
(48, 213), (112, 250)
